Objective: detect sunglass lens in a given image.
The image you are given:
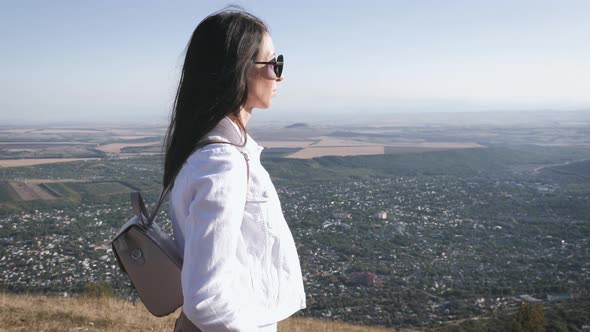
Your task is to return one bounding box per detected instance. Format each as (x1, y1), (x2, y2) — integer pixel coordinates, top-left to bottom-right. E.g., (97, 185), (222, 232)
(275, 55), (284, 78)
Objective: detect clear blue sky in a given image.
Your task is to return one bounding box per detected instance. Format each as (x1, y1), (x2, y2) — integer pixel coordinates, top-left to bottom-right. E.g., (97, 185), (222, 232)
(1, 0), (589, 124)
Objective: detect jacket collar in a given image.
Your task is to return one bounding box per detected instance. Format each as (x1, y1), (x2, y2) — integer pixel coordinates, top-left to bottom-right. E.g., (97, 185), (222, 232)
(203, 116), (264, 158)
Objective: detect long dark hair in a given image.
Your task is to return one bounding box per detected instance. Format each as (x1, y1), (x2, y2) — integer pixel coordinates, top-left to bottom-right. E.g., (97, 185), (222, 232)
(163, 7), (268, 188)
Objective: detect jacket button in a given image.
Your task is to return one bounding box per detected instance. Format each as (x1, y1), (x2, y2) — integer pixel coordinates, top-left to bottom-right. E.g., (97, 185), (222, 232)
(262, 190), (269, 197)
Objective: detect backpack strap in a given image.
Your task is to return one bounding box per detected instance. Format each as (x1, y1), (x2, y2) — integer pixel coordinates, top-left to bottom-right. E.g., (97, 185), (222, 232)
(131, 192), (149, 226)
(142, 139), (250, 226)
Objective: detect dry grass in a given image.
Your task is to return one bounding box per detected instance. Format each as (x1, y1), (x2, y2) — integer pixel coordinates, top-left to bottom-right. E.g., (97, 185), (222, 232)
(0, 158), (100, 168)
(286, 141), (485, 159)
(278, 318), (405, 332)
(0, 292), (178, 332)
(0, 142), (94, 145)
(0, 293), (408, 332)
(310, 138), (376, 147)
(287, 147), (385, 159)
(258, 141), (315, 148)
(97, 142), (160, 154)
(283, 136), (386, 159)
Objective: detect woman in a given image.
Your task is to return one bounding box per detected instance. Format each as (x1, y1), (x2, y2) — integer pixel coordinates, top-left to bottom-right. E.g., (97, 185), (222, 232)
(163, 7), (306, 332)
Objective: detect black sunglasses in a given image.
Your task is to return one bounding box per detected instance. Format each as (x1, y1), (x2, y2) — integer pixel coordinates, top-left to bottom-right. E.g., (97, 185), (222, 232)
(254, 54), (284, 78)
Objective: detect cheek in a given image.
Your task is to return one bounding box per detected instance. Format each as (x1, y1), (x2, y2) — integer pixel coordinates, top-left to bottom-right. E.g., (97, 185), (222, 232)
(252, 80), (273, 99)
(247, 70), (276, 108)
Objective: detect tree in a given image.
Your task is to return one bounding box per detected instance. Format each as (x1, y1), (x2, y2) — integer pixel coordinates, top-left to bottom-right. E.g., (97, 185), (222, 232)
(510, 303), (546, 332)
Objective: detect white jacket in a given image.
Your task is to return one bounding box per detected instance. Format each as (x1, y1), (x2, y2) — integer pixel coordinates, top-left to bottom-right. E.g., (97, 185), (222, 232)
(169, 117), (306, 332)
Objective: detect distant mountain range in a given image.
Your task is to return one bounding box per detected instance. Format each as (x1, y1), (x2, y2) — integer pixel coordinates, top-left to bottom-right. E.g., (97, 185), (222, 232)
(284, 122), (310, 129)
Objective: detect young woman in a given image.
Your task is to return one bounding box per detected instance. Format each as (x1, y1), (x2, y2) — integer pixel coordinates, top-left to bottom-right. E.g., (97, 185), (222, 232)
(163, 7), (306, 332)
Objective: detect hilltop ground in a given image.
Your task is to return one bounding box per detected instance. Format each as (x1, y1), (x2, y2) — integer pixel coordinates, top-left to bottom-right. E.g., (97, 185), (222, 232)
(0, 292), (412, 332)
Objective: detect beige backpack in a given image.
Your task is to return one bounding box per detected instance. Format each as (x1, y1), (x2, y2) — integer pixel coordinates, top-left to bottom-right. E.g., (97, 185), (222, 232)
(111, 141), (249, 317)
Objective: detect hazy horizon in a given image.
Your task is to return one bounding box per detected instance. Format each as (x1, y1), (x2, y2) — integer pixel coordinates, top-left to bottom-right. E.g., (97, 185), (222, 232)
(2, 109), (590, 129)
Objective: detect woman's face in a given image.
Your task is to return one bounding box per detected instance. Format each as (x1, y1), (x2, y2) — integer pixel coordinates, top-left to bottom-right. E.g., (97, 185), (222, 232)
(245, 33), (283, 110)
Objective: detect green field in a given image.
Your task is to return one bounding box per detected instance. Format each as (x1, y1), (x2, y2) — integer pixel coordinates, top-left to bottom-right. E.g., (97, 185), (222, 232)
(262, 144), (590, 183)
(41, 182), (79, 198)
(58, 181), (136, 197)
(0, 181), (19, 202)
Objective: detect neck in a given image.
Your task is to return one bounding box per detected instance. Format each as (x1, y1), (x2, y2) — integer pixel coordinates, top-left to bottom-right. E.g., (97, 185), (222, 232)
(238, 106), (252, 127)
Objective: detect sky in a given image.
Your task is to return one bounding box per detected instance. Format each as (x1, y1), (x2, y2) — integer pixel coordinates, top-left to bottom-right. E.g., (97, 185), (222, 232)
(1, 0), (589, 124)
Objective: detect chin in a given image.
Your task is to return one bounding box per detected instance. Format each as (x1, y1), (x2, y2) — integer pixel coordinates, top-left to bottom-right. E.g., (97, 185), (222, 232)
(251, 97), (272, 109)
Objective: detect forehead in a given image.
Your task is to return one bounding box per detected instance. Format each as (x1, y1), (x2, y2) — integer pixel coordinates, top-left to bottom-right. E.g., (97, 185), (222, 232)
(259, 33), (275, 58)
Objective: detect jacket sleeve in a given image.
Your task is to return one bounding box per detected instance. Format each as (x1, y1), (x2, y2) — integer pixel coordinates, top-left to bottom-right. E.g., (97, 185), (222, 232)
(179, 146), (256, 332)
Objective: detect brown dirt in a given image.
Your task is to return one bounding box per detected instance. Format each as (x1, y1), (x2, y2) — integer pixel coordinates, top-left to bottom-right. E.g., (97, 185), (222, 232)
(0, 158), (100, 168)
